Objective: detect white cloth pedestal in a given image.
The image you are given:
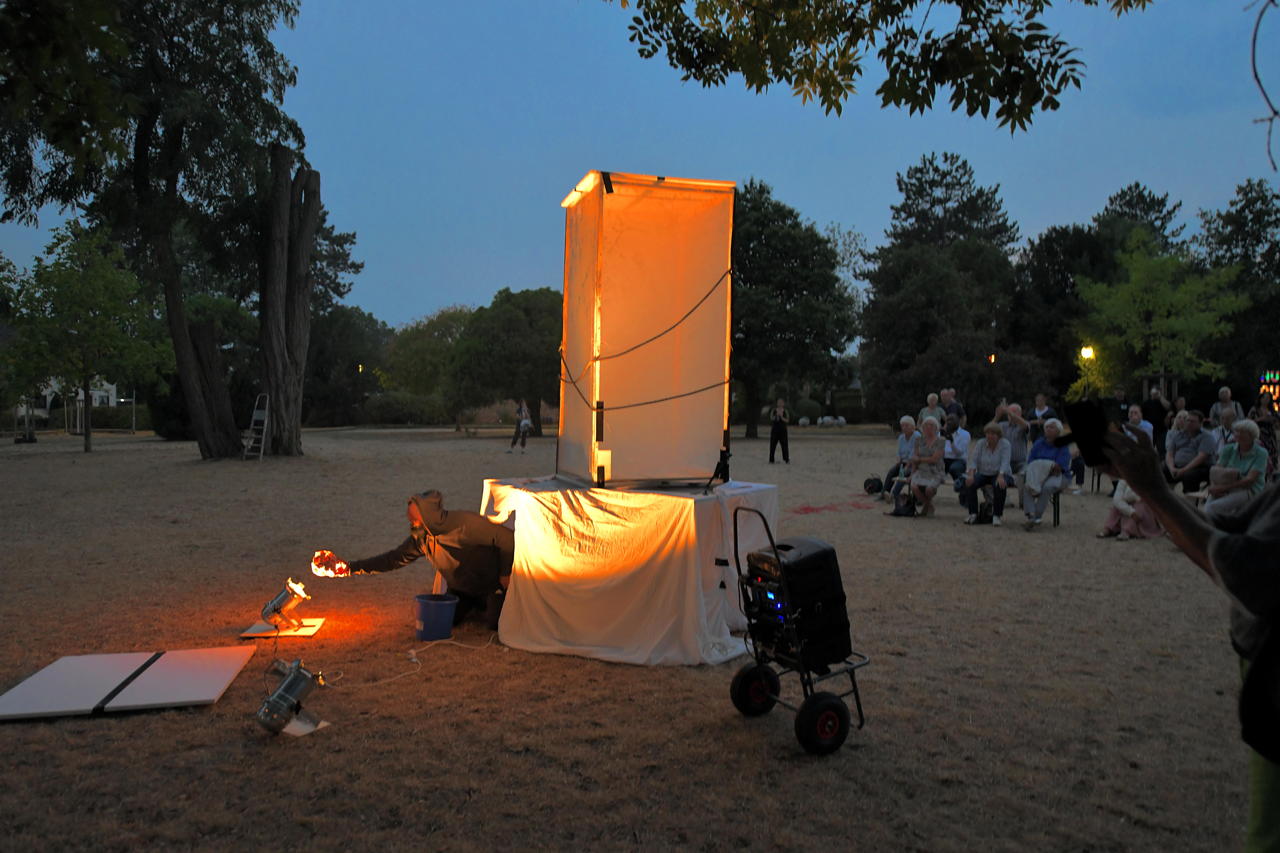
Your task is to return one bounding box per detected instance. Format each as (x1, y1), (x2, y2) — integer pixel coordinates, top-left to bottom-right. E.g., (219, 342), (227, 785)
(476, 476), (778, 665)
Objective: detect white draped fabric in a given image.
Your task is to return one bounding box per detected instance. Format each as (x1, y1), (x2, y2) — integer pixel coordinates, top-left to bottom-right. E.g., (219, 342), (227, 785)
(476, 477), (778, 665)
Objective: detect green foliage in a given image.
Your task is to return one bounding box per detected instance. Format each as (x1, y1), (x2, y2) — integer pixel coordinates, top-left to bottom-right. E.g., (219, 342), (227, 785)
(884, 153), (1020, 251)
(1011, 224), (1114, 393)
(9, 223), (166, 448)
(448, 288), (562, 430)
(1076, 230), (1245, 389)
(614, 0), (1150, 127)
(1093, 182), (1185, 251)
(1195, 178), (1280, 388)
(363, 391), (450, 426)
(304, 305), (392, 426)
(385, 306), (474, 399)
(794, 398), (822, 422)
(0, 0), (131, 222)
(732, 179), (858, 436)
(860, 152), (1045, 422)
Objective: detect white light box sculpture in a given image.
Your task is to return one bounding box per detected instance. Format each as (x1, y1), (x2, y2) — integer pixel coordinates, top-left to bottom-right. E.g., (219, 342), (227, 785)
(557, 171), (735, 487)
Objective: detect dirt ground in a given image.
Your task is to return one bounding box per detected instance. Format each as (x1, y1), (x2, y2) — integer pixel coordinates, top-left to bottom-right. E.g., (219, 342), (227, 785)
(0, 427), (1248, 851)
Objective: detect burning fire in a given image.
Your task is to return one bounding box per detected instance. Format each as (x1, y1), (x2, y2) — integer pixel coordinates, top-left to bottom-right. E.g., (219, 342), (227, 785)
(286, 577), (311, 599)
(311, 549), (350, 579)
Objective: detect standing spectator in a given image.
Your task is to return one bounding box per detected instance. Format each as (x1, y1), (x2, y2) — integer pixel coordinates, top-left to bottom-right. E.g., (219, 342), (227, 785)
(1141, 387), (1173, 454)
(1021, 418), (1071, 529)
(918, 392), (946, 427)
(1163, 410), (1215, 492)
(1204, 419), (1268, 520)
(768, 398), (790, 464)
(1209, 386), (1245, 427)
(1248, 391), (1278, 481)
(940, 387), (967, 429)
(908, 416), (946, 517)
(996, 401), (1030, 475)
(961, 422), (1012, 526)
(506, 398), (532, 453)
(1110, 384), (1130, 421)
(1101, 428), (1280, 852)
(882, 415), (917, 503)
(1027, 393), (1057, 444)
(941, 413), (970, 486)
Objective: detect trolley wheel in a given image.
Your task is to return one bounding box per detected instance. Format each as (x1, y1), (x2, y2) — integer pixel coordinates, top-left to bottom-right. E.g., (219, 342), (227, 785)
(730, 663), (780, 717)
(794, 692), (850, 755)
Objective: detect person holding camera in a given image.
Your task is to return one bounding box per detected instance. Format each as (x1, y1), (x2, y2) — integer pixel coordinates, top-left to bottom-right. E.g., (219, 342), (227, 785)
(1102, 422), (1280, 852)
(768, 397), (791, 464)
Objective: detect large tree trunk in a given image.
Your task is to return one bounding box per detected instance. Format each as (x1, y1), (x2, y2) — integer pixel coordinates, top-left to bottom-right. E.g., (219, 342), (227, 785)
(136, 114), (241, 459)
(261, 144), (321, 456)
(81, 375), (92, 452)
(157, 230), (244, 459)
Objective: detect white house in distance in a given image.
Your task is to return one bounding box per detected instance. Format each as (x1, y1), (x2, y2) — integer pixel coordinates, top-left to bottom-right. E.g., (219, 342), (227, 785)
(11, 378), (118, 422)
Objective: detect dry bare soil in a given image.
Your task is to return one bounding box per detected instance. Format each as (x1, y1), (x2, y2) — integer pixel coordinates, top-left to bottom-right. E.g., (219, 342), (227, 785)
(0, 428), (1246, 851)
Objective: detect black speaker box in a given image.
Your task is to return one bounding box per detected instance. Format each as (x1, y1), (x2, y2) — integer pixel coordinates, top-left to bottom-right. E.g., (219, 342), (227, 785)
(744, 536), (853, 669)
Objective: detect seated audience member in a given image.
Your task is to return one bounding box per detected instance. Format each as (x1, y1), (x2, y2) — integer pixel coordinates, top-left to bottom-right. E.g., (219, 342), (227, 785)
(1096, 479), (1163, 541)
(1068, 445), (1086, 496)
(1211, 406), (1238, 453)
(1203, 419), (1269, 520)
(1027, 393), (1056, 444)
(996, 401), (1030, 475)
(941, 413), (970, 486)
(961, 422), (1012, 526)
(918, 392), (946, 427)
(1021, 418), (1071, 529)
(1127, 403), (1154, 441)
(1141, 387), (1173, 454)
(883, 415), (917, 503)
(1248, 391), (1279, 480)
(1209, 385), (1245, 427)
(1163, 410), (1215, 493)
(909, 416), (947, 517)
(940, 387), (967, 429)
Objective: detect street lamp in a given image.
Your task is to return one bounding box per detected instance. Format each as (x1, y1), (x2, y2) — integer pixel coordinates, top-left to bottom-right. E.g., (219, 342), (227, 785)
(1080, 346), (1096, 399)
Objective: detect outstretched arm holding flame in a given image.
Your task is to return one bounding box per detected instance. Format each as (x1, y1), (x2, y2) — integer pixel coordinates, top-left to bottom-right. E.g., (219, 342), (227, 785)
(311, 549), (352, 578)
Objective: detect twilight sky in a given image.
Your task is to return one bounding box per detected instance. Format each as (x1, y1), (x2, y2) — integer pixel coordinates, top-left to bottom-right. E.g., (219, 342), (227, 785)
(1, 0), (1275, 328)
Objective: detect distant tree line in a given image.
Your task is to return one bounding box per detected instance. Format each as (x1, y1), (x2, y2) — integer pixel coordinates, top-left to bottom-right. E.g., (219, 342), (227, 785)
(859, 152), (1279, 427)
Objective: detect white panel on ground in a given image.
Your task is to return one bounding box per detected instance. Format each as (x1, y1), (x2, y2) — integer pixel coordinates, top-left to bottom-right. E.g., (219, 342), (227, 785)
(240, 618), (325, 638)
(103, 646), (255, 712)
(0, 652), (156, 720)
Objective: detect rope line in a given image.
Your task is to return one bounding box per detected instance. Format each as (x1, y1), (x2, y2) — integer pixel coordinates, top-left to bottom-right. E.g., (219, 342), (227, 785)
(559, 351), (727, 413)
(559, 267), (731, 386)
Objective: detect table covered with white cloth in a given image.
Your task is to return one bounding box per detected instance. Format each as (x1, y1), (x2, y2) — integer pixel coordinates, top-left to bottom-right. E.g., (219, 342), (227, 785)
(475, 477), (778, 665)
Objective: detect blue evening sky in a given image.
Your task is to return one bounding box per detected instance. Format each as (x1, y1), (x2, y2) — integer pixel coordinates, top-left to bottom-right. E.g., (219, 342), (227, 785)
(2, 0), (1275, 328)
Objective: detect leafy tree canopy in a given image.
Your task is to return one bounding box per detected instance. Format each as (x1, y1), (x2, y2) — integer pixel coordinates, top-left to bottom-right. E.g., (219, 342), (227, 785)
(883, 152), (1020, 251)
(614, 0), (1150, 127)
(1093, 181), (1185, 250)
(732, 179), (858, 435)
(1076, 229), (1244, 388)
(384, 305), (475, 400)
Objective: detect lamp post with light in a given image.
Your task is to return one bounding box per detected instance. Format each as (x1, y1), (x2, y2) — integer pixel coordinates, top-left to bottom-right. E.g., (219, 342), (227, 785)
(1080, 346), (1096, 399)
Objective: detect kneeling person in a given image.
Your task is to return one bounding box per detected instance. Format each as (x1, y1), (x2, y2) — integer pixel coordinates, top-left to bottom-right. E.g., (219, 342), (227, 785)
(314, 489), (514, 629)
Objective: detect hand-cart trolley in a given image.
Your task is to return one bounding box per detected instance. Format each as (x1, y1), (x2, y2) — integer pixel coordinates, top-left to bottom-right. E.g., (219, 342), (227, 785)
(729, 507), (869, 755)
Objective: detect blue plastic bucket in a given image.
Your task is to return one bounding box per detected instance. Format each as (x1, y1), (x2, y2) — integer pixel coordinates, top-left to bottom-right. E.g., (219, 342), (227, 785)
(414, 593), (457, 641)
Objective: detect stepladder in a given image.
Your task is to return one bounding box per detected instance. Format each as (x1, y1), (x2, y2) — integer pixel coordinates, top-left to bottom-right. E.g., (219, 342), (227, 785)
(243, 393), (269, 460)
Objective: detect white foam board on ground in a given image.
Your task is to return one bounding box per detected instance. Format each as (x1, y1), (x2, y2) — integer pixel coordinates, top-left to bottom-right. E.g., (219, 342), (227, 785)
(240, 618), (325, 638)
(0, 652), (157, 720)
(103, 646), (255, 712)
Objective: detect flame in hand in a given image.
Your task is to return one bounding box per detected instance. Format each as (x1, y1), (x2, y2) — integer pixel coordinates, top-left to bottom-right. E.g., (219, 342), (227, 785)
(311, 549), (351, 578)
